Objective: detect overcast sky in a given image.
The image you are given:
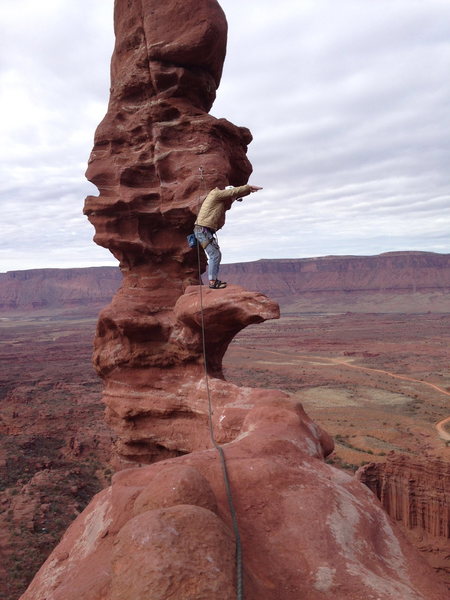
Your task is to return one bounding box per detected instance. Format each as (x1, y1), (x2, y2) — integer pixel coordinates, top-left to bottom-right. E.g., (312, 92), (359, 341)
(1, 0), (449, 272)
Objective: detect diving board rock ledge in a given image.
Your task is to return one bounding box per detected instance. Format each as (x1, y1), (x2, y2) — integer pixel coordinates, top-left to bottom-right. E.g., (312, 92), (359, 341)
(19, 0), (448, 599)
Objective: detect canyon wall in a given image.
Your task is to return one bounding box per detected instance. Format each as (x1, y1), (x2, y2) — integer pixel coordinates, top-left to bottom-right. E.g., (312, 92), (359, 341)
(0, 267), (121, 311)
(358, 456), (449, 537)
(358, 455), (450, 585)
(222, 251), (450, 296)
(2, 251), (449, 312)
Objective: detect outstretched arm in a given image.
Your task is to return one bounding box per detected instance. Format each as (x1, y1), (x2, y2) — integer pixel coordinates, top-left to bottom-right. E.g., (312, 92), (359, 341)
(220, 184), (263, 201)
(235, 184), (262, 201)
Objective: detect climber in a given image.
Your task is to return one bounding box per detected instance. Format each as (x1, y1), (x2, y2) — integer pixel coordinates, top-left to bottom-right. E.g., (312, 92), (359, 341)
(194, 183), (263, 289)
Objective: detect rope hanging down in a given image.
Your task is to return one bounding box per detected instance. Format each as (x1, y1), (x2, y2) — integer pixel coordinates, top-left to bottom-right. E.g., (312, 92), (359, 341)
(196, 167), (244, 600)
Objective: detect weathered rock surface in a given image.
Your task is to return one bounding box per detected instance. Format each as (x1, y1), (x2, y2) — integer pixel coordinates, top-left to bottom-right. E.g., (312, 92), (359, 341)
(78, 0), (262, 462)
(83, 0), (251, 274)
(18, 0), (449, 598)
(21, 406), (448, 600)
(357, 455), (450, 587)
(79, 0), (259, 462)
(357, 455), (450, 537)
(95, 282), (281, 462)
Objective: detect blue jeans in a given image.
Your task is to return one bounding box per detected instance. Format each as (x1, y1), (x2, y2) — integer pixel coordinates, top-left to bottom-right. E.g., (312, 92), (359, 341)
(194, 226), (222, 281)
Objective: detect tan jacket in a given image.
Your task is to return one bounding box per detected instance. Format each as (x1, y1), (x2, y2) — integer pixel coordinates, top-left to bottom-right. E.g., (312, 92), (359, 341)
(195, 185), (252, 231)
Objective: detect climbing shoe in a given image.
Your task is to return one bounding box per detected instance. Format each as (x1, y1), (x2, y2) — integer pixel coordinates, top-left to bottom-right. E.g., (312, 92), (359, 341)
(209, 280), (227, 289)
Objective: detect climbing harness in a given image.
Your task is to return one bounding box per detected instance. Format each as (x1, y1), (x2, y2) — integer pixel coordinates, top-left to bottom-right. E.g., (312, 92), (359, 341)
(192, 225), (217, 250)
(196, 167), (244, 600)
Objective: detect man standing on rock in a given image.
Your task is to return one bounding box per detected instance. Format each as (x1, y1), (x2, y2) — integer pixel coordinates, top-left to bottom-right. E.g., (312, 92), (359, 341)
(194, 184), (262, 289)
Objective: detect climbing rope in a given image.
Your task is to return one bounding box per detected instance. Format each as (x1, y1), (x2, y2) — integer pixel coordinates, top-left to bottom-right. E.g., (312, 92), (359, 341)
(196, 167), (244, 600)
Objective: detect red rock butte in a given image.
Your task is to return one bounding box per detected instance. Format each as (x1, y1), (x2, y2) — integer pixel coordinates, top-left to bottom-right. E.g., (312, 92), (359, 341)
(82, 0), (259, 463)
(20, 1), (449, 598)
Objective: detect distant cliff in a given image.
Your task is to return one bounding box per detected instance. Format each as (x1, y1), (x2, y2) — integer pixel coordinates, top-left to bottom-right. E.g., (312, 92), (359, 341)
(0, 267), (122, 311)
(357, 455), (450, 586)
(1, 251), (449, 313)
(357, 455), (450, 539)
(221, 251), (450, 312)
(221, 251), (450, 296)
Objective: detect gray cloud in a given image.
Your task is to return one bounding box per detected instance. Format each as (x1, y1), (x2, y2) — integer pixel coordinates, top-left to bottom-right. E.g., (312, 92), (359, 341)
(215, 0), (450, 262)
(1, 0), (449, 271)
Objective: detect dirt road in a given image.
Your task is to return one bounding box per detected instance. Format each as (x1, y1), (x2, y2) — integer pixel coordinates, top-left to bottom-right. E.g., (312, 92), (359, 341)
(328, 357), (450, 443)
(261, 349), (450, 443)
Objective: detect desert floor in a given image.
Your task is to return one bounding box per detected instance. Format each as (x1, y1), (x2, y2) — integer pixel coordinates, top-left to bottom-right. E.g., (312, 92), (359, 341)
(223, 311), (450, 468)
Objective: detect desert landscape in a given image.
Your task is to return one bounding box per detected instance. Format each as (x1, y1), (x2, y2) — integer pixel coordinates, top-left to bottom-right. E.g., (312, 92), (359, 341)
(0, 310), (113, 599)
(1, 0), (448, 595)
(224, 311), (450, 464)
(1, 256), (449, 597)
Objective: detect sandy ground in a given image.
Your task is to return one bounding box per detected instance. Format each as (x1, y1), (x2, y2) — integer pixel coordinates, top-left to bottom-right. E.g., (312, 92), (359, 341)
(223, 312), (450, 468)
